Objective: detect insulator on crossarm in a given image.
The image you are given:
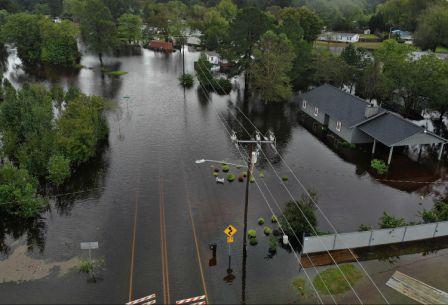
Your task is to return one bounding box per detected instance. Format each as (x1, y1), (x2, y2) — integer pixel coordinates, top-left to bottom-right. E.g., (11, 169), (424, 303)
(255, 131), (261, 142)
(230, 130), (237, 143)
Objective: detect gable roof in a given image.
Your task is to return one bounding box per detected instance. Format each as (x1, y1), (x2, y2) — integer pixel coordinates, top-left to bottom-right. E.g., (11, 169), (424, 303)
(301, 84), (385, 126)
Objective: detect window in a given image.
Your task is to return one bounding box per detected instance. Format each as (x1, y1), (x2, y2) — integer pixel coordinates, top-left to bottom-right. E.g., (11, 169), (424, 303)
(314, 107), (319, 116)
(336, 121), (342, 131)
(302, 100), (307, 109)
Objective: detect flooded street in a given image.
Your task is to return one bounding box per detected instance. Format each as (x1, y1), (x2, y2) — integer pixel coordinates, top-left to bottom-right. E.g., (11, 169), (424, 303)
(1, 46), (448, 304)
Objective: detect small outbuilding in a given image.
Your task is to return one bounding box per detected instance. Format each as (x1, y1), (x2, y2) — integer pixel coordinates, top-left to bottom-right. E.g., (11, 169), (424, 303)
(300, 84), (447, 164)
(149, 40), (173, 52)
(318, 32), (360, 43)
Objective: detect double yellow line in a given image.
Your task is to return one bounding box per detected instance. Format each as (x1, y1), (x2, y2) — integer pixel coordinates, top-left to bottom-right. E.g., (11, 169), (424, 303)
(159, 177), (171, 305)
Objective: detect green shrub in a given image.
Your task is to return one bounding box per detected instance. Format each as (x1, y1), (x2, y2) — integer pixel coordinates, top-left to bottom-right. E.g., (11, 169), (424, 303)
(341, 141), (356, 149)
(212, 172), (218, 177)
(248, 229), (257, 239)
(282, 175), (289, 181)
(358, 224), (372, 231)
(271, 215), (278, 223)
(215, 78), (232, 95)
(268, 236), (277, 253)
(259, 171), (265, 178)
(222, 164), (230, 172)
(371, 159), (388, 175)
(249, 176), (255, 183)
(264, 226), (272, 235)
(179, 73), (194, 88)
(249, 238), (258, 246)
(236, 165), (241, 169)
(227, 173), (236, 182)
(258, 217), (265, 225)
(47, 154), (71, 186)
(379, 212), (406, 228)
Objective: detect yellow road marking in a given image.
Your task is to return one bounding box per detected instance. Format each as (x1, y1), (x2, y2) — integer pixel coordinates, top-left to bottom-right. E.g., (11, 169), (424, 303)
(159, 177), (171, 304)
(128, 189), (139, 301)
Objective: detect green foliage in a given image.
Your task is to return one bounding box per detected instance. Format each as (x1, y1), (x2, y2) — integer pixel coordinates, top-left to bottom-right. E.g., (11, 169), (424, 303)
(118, 13), (142, 44)
(258, 217), (265, 225)
(358, 224), (372, 231)
(280, 194), (317, 238)
(41, 19), (80, 66)
(226, 173), (236, 182)
(179, 73), (194, 88)
(2, 13), (43, 64)
(420, 201), (448, 223)
(51, 85), (65, 106)
(79, 257), (105, 280)
(248, 229), (257, 239)
(195, 54), (231, 95)
(0, 162), (46, 218)
(212, 172), (218, 177)
(292, 277), (306, 296)
(259, 171), (264, 178)
(313, 264), (363, 295)
(250, 31), (294, 102)
(221, 164), (230, 172)
(281, 175), (289, 181)
(371, 159), (388, 175)
(379, 212), (406, 229)
(106, 70), (128, 77)
(57, 94), (109, 165)
(263, 226), (272, 235)
(77, 0), (117, 64)
(48, 154), (71, 186)
(268, 236), (277, 253)
(271, 215), (278, 223)
(249, 238), (258, 246)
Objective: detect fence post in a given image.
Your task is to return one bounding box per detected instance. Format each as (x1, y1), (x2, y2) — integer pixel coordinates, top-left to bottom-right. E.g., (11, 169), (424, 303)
(332, 234), (337, 250)
(368, 230), (373, 246)
(433, 222), (440, 238)
(402, 226), (408, 242)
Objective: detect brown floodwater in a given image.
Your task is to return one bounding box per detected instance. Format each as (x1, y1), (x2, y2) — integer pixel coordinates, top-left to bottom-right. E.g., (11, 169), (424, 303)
(0, 45), (447, 304)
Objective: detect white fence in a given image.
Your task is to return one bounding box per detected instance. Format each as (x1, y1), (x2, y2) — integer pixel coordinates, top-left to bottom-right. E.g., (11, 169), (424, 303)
(302, 221), (448, 254)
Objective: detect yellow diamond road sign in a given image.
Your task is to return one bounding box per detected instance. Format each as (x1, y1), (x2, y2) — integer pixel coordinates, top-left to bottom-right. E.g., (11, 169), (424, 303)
(224, 225), (237, 237)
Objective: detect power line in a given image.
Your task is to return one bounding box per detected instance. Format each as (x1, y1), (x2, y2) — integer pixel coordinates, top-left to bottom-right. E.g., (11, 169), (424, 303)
(194, 61), (328, 304)
(225, 105), (364, 304)
(233, 105), (390, 304)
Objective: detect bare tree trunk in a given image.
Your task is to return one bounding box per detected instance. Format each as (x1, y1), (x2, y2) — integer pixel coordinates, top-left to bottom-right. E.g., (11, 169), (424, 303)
(99, 53), (103, 66)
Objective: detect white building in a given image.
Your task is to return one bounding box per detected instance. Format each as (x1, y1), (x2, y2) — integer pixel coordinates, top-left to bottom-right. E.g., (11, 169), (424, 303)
(318, 32), (360, 43)
(204, 51), (220, 65)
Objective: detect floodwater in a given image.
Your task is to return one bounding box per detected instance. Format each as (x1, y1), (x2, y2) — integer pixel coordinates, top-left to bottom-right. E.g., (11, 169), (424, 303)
(0, 46), (448, 304)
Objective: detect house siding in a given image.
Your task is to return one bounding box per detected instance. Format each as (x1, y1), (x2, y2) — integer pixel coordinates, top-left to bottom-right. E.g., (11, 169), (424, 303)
(327, 117), (352, 142)
(301, 100), (326, 124)
(351, 128), (374, 144)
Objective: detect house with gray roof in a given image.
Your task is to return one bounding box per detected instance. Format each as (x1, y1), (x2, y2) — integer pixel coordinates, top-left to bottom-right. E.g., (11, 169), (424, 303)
(300, 84), (447, 164)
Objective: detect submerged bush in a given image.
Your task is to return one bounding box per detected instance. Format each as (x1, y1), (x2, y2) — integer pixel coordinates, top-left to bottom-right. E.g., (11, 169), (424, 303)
(179, 73), (194, 88)
(281, 175), (289, 181)
(358, 224), (372, 231)
(212, 172), (218, 177)
(268, 236), (277, 253)
(371, 159), (388, 175)
(271, 215), (278, 223)
(379, 211), (406, 228)
(248, 229), (257, 239)
(264, 226), (272, 235)
(249, 238), (258, 246)
(227, 173), (236, 182)
(222, 164), (230, 172)
(258, 217), (265, 225)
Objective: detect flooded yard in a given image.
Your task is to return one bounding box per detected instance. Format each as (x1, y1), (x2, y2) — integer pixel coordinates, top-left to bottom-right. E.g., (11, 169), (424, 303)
(0, 46), (447, 304)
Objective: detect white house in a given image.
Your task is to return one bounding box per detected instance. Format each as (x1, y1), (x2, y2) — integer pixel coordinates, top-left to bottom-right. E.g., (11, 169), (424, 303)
(204, 51), (220, 66)
(318, 32), (360, 43)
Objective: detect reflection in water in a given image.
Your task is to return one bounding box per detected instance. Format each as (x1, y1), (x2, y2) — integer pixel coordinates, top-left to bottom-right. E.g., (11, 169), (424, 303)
(0, 215), (46, 255)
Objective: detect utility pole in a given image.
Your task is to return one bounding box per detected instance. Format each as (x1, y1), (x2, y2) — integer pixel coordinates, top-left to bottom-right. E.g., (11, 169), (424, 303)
(231, 130), (276, 305)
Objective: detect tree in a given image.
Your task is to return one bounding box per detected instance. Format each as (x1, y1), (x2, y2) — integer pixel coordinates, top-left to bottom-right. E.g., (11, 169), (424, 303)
(414, 5), (448, 52)
(41, 19), (80, 66)
(280, 194), (317, 240)
(216, 0), (237, 21)
(48, 154), (71, 186)
(118, 13), (142, 44)
(199, 8), (229, 50)
(2, 13), (43, 64)
(295, 6), (322, 42)
(101, 0), (137, 20)
(0, 162), (46, 218)
(227, 7), (272, 93)
(78, 0), (117, 66)
(312, 49), (351, 89)
(48, 0), (63, 17)
(57, 95), (109, 164)
(250, 31), (295, 102)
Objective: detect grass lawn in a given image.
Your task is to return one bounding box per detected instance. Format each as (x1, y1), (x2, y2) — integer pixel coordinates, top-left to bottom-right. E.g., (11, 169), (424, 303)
(315, 40), (381, 50)
(292, 277), (307, 296)
(359, 34), (378, 39)
(435, 46), (448, 54)
(313, 264), (363, 295)
(107, 70), (128, 76)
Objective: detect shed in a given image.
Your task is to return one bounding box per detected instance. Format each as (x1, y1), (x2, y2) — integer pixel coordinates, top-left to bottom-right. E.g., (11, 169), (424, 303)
(149, 40), (173, 52)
